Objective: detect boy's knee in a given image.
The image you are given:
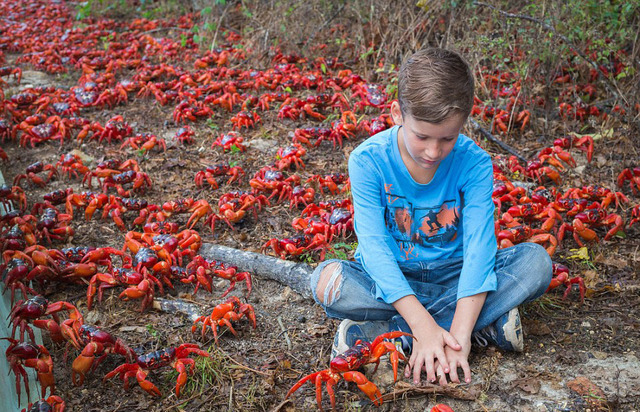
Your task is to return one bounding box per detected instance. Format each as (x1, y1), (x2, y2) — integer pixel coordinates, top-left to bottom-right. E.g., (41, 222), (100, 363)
(315, 262), (343, 305)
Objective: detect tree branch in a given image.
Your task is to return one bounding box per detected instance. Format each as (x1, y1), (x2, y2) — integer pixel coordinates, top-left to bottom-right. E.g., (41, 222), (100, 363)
(468, 118), (527, 163)
(199, 243), (314, 299)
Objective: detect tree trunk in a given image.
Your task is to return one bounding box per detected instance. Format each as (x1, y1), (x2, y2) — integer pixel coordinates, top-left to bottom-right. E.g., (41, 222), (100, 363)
(198, 243), (314, 299)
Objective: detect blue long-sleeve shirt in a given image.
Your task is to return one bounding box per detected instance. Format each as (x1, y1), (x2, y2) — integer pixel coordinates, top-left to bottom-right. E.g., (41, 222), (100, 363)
(348, 125), (497, 304)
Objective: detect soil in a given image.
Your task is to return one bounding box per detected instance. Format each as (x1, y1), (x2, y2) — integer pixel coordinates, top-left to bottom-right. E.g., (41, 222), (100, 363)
(2, 5), (640, 412)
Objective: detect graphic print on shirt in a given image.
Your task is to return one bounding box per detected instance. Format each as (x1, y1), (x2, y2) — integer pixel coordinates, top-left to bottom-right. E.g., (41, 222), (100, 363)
(384, 188), (460, 258)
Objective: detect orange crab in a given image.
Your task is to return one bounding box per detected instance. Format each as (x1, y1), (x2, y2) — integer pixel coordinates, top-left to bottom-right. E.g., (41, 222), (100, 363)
(286, 331), (413, 411)
(191, 296), (256, 342)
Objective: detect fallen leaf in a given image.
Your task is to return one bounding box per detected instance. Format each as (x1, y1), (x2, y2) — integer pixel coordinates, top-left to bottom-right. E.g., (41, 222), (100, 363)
(567, 376), (608, 408)
(523, 319), (552, 336)
(308, 324), (330, 337)
(512, 376), (540, 394)
(583, 270), (599, 288)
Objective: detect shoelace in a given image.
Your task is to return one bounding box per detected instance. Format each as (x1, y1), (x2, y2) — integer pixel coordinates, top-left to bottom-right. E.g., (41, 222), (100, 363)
(472, 332), (489, 347)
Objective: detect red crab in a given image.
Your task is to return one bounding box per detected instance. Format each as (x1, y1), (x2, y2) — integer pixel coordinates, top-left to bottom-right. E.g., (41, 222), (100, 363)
(0, 184), (27, 211)
(0, 65), (22, 84)
(95, 115), (133, 144)
(82, 158), (140, 189)
(212, 131), (246, 152)
(8, 295), (83, 343)
(87, 265), (164, 311)
(262, 233), (331, 260)
(21, 396), (66, 412)
(547, 263), (585, 301)
(14, 161), (59, 188)
(275, 144), (307, 170)
(617, 167), (640, 195)
(120, 133), (167, 152)
(286, 331), (413, 411)
(249, 167), (300, 203)
(68, 324), (136, 386)
(186, 255), (252, 297)
(195, 164), (245, 189)
(36, 208), (74, 244)
(4, 338), (55, 405)
(104, 343), (210, 397)
(172, 99), (213, 123)
(230, 110), (261, 129)
(56, 153), (89, 179)
(102, 170), (152, 197)
(191, 296), (257, 342)
(212, 191), (269, 230)
(175, 126), (195, 144)
(289, 185), (316, 209)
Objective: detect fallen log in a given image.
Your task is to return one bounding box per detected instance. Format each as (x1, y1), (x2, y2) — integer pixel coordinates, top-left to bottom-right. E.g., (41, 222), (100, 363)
(199, 243), (314, 299)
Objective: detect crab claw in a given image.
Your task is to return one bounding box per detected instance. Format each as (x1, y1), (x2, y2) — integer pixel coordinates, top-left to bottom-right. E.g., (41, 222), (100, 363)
(342, 370), (383, 406)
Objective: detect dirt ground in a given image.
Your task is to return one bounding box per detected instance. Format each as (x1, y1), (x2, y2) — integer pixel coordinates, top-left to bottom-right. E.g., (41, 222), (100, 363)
(2, 2), (640, 411)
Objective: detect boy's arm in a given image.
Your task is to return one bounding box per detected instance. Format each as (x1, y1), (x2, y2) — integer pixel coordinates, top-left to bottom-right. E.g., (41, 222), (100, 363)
(456, 152), (497, 301)
(348, 154), (414, 303)
(439, 292), (486, 384)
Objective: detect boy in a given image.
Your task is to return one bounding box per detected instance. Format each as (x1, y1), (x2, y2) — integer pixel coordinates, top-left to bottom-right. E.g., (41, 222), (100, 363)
(310, 48), (552, 386)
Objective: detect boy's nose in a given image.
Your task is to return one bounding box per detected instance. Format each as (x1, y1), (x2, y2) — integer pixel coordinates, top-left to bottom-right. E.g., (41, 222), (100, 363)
(424, 141), (441, 159)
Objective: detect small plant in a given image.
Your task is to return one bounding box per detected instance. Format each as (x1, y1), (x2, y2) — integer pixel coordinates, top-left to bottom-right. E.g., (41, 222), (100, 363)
(145, 323), (159, 339)
(205, 117), (219, 131)
(325, 242), (358, 261)
(167, 346), (231, 398)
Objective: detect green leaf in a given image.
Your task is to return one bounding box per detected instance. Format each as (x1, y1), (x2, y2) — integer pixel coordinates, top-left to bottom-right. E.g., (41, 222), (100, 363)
(320, 63), (327, 74)
(201, 6), (212, 15)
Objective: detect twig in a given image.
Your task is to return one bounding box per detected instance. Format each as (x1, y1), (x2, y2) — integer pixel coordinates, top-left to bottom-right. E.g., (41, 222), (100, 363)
(210, 3), (230, 52)
(473, 1), (628, 107)
(468, 118), (527, 163)
(302, 3), (345, 51)
(277, 315), (292, 351)
(218, 348), (271, 376)
(382, 380), (482, 402)
(168, 388), (208, 410)
(228, 383), (233, 411)
(270, 398), (292, 412)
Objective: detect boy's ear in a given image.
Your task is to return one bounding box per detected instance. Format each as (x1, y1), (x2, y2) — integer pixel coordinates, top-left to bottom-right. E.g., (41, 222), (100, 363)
(390, 100), (403, 125)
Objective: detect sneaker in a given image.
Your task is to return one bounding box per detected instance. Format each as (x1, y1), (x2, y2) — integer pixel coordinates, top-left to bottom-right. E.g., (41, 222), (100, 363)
(472, 307), (524, 352)
(332, 319), (392, 358)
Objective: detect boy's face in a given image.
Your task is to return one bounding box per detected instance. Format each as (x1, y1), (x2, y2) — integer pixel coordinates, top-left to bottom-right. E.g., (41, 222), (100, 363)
(391, 101), (464, 172)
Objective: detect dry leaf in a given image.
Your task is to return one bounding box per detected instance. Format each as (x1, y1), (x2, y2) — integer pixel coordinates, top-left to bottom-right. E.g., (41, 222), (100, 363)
(512, 377), (541, 394)
(567, 376), (608, 409)
(523, 319), (552, 336)
(583, 270), (599, 288)
(308, 324), (330, 337)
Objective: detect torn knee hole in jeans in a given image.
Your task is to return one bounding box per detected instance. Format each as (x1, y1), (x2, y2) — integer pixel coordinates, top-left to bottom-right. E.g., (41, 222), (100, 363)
(321, 264), (343, 305)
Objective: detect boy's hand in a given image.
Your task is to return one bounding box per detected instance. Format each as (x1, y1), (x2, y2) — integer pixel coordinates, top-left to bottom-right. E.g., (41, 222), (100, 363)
(434, 338), (472, 385)
(403, 320), (461, 385)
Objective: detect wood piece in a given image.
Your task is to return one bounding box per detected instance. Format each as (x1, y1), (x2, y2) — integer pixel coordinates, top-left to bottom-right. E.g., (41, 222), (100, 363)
(383, 380), (482, 402)
(469, 118), (527, 163)
(199, 243), (314, 299)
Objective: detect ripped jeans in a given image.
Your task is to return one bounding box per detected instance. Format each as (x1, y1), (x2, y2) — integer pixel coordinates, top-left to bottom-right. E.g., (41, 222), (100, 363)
(310, 242), (553, 333)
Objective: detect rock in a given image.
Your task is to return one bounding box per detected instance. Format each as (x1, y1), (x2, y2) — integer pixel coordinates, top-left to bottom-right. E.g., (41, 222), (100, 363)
(246, 137), (278, 153)
(5, 70), (54, 95)
(67, 149), (95, 166)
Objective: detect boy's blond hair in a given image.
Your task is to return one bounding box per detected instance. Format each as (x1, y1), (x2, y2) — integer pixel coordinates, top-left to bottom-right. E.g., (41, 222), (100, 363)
(398, 47), (474, 124)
